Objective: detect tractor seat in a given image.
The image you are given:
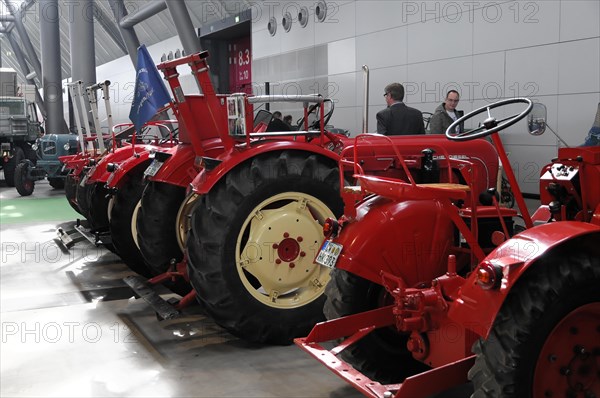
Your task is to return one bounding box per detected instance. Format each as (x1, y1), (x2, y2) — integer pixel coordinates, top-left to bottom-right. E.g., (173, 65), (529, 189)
(355, 175), (469, 201)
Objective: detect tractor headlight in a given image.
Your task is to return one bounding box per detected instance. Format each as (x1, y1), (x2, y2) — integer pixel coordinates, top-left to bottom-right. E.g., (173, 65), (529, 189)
(32, 143), (38, 151)
(63, 143), (70, 151)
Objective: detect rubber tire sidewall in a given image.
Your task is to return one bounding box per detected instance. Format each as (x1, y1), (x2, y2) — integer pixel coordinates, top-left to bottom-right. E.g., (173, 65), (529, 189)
(469, 238), (600, 397)
(137, 181), (186, 275)
(324, 268), (430, 384)
(64, 173), (82, 215)
(48, 177), (65, 189)
(109, 171), (152, 277)
(14, 161), (34, 196)
(187, 152), (342, 345)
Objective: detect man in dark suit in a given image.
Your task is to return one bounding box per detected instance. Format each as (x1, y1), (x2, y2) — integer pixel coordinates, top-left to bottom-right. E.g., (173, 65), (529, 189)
(376, 83), (425, 135)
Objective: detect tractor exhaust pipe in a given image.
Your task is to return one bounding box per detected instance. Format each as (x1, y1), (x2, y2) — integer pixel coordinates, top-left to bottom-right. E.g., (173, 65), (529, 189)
(362, 65), (369, 135)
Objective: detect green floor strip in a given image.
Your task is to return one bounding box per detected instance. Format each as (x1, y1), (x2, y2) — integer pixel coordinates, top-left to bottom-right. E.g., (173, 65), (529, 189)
(0, 197), (79, 225)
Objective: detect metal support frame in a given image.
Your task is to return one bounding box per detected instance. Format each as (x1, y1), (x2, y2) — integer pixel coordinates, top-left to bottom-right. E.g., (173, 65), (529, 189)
(39, 0), (68, 134)
(107, 0), (140, 66)
(68, 0), (96, 96)
(66, 81), (90, 153)
(165, 0), (202, 56)
(120, 0), (167, 29)
(85, 83), (107, 153)
(3, 0), (43, 88)
(1, 27), (47, 118)
(91, 3), (127, 54)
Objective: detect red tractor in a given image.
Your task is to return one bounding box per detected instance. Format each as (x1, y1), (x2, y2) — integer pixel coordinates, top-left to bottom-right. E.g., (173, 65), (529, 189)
(296, 98), (600, 397)
(125, 52), (508, 345)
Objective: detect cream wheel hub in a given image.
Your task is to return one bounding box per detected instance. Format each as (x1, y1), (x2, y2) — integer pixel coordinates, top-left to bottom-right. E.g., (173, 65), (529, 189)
(236, 192), (334, 309)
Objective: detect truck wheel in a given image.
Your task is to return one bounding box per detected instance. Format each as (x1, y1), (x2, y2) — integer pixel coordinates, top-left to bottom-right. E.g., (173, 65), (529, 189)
(469, 240), (600, 397)
(64, 173), (82, 215)
(187, 152), (343, 344)
(14, 161), (34, 196)
(137, 181), (187, 275)
(48, 178), (65, 189)
(110, 172), (152, 277)
(324, 268), (430, 384)
(4, 147), (24, 187)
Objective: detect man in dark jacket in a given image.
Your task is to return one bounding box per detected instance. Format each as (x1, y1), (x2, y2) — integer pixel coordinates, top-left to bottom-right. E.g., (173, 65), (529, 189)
(430, 90), (464, 135)
(376, 83), (425, 135)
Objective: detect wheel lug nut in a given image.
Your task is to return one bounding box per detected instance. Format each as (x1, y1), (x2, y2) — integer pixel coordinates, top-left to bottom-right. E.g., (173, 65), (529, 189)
(574, 345), (586, 355)
(273, 243), (279, 249)
(548, 354), (557, 362)
(284, 232), (289, 238)
(275, 259), (282, 265)
(300, 251), (306, 257)
(297, 236), (303, 242)
(560, 367), (572, 376)
(289, 263), (295, 268)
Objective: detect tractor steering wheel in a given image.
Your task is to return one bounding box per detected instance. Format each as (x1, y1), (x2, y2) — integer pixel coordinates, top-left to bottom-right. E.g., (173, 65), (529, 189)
(296, 99), (335, 130)
(446, 98), (533, 141)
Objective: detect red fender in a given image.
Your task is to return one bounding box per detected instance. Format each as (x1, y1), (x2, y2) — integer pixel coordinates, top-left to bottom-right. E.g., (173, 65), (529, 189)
(146, 143), (197, 187)
(449, 221), (600, 338)
(105, 150), (153, 189)
(148, 139), (225, 187)
(87, 145), (152, 184)
(191, 141), (341, 194)
(331, 195), (456, 286)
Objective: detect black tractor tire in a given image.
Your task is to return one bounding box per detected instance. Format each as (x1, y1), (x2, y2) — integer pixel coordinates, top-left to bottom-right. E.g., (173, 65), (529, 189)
(64, 173), (82, 215)
(137, 181), (187, 275)
(14, 161), (35, 196)
(4, 146), (24, 187)
(109, 171), (153, 277)
(469, 236), (600, 397)
(87, 182), (111, 231)
(48, 177), (65, 189)
(76, 178), (92, 220)
(187, 151), (343, 345)
(324, 268), (431, 384)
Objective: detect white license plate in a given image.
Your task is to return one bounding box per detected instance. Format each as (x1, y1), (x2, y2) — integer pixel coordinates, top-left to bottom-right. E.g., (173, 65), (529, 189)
(144, 160), (163, 177)
(315, 240), (343, 268)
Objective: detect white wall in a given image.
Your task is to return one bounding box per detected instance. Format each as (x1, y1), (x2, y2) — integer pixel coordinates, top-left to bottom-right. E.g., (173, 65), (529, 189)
(59, 0), (599, 195)
(251, 0), (600, 194)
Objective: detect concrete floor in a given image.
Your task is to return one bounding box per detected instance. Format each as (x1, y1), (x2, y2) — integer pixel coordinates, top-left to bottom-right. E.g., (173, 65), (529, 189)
(2, 180), (536, 398)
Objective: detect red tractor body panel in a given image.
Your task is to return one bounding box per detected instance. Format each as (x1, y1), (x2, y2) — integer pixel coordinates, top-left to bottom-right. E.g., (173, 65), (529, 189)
(329, 196), (455, 285)
(191, 135), (499, 197)
(86, 144), (153, 184)
(449, 221), (600, 338)
(105, 149), (153, 189)
(190, 140), (342, 194)
(147, 138), (225, 187)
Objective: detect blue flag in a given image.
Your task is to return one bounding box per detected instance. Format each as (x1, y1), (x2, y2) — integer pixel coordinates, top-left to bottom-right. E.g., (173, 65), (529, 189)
(129, 45), (172, 132)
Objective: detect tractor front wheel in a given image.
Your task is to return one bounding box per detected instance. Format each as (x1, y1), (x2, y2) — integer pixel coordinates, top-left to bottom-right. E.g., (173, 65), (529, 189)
(64, 173), (82, 215)
(469, 238), (600, 397)
(14, 161), (34, 196)
(324, 268), (430, 384)
(48, 177), (65, 189)
(186, 151), (343, 344)
(109, 171), (152, 277)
